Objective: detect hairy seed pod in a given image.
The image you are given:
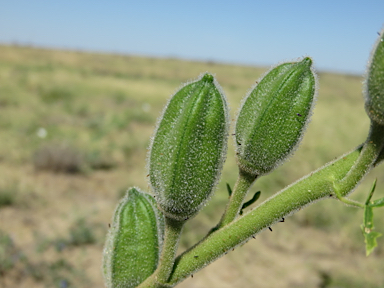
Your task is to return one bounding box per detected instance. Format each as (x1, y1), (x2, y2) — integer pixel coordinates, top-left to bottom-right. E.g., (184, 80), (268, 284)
(149, 73), (229, 221)
(235, 57), (316, 176)
(103, 187), (164, 288)
(365, 28), (384, 125)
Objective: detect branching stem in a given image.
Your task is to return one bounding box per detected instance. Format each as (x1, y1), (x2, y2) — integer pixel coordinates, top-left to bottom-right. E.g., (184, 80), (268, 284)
(166, 136), (382, 286)
(333, 122), (384, 198)
(139, 122), (384, 287)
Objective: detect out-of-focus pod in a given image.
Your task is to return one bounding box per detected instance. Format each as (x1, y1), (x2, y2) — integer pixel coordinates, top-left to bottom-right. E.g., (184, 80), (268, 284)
(366, 28), (384, 125)
(103, 187), (164, 288)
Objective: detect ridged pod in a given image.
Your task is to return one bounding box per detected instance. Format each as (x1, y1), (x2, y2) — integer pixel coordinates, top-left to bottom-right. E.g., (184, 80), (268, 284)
(103, 187), (164, 288)
(365, 28), (384, 125)
(149, 73), (228, 221)
(235, 57), (316, 176)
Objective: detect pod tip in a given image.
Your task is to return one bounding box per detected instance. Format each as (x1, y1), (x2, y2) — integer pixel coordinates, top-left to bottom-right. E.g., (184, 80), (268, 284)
(202, 73), (214, 83)
(301, 57), (313, 67)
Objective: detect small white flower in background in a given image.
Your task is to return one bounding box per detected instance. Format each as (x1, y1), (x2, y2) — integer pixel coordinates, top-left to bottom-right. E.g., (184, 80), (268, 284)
(37, 128), (47, 138)
(142, 103), (151, 112)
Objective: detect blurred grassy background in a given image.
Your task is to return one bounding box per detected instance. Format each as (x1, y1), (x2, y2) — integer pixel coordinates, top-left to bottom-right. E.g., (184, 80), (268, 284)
(0, 44), (383, 288)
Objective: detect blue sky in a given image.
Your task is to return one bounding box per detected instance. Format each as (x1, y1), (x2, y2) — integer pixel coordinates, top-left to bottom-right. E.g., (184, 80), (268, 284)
(0, 0), (383, 74)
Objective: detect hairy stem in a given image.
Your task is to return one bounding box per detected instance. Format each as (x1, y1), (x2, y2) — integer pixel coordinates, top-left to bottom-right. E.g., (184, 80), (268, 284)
(138, 217), (184, 288)
(143, 123), (384, 287)
(334, 122), (384, 194)
(333, 123), (384, 206)
(217, 170), (257, 228)
(166, 144), (375, 286)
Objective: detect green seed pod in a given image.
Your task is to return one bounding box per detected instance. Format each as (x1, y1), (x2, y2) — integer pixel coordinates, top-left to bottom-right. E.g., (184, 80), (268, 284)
(365, 28), (384, 125)
(103, 187), (164, 288)
(235, 57), (317, 176)
(149, 73), (229, 221)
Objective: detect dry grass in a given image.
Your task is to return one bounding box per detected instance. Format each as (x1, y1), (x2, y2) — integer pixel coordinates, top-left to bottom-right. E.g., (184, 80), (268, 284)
(33, 143), (84, 174)
(0, 44), (384, 288)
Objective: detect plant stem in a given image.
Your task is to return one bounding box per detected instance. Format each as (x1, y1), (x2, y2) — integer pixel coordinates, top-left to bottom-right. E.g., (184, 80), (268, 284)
(156, 217), (184, 282)
(144, 123), (384, 287)
(166, 145), (368, 286)
(138, 217), (184, 288)
(365, 179), (377, 206)
(334, 122), (384, 194)
(217, 170), (257, 228)
(333, 194), (365, 208)
(332, 122), (384, 208)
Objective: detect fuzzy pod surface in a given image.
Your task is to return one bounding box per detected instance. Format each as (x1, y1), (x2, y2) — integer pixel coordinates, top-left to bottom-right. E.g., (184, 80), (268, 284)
(103, 187), (164, 288)
(366, 28), (384, 125)
(235, 57), (316, 176)
(149, 73), (229, 221)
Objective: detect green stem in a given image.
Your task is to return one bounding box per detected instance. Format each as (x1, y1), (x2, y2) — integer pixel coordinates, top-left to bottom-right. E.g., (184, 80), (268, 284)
(334, 122), (384, 196)
(138, 217), (184, 288)
(157, 218), (184, 282)
(217, 170), (257, 228)
(334, 193), (365, 208)
(332, 122), (384, 208)
(365, 179), (377, 206)
(144, 123), (384, 287)
(165, 144), (372, 286)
